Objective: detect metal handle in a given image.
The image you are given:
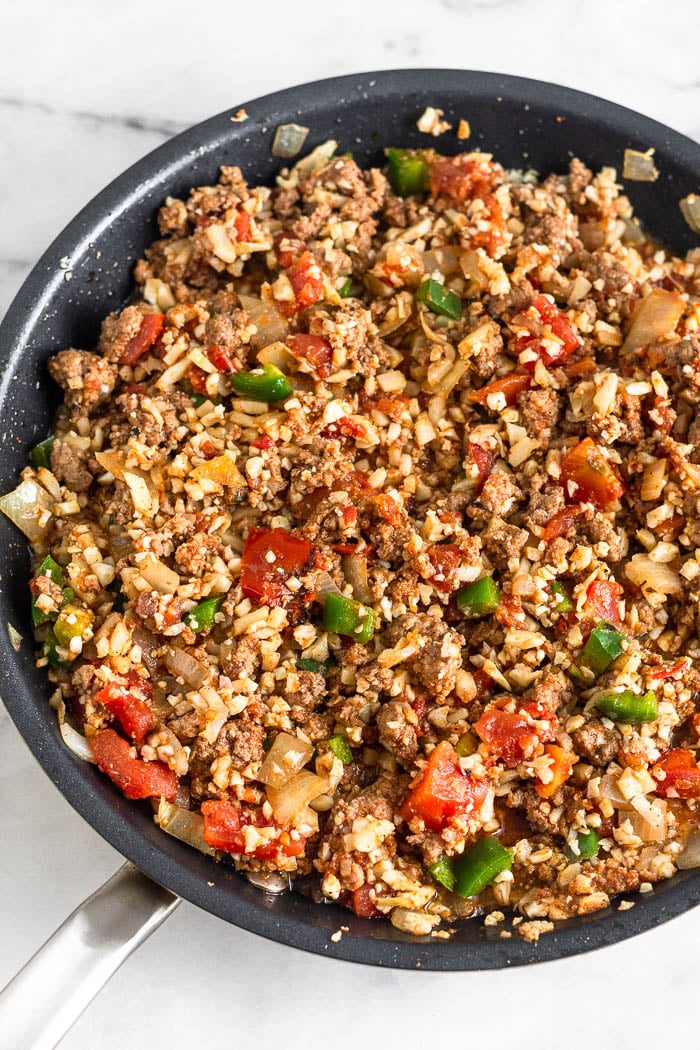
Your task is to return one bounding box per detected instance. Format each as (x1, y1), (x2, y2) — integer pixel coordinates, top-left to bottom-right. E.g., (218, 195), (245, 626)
(0, 862), (180, 1050)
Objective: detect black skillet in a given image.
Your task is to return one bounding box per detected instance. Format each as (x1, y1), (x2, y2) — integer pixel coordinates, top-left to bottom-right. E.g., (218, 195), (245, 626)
(0, 69), (699, 1035)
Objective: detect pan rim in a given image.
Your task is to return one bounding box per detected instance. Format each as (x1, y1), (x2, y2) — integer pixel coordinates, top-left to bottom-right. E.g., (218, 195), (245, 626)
(2, 67), (700, 970)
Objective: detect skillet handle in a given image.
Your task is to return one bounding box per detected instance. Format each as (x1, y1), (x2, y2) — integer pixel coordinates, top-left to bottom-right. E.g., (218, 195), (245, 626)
(0, 862), (180, 1050)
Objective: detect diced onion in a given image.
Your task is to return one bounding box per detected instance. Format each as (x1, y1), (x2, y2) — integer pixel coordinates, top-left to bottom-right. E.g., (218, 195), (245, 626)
(140, 556), (180, 595)
(342, 554), (373, 604)
(313, 571), (343, 603)
(622, 289), (685, 352)
(256, 340), (297, 372)
(57, 700), (95, 763)
(290, 139), (337, 178)
(597, 774), (628, 806)
(267, 770), (330, 826)
(628, 795), (667, 843)
(0, 478), (53, 541)
(622, 148), (658, 182)
(624, 554), (682, 598)
(157, 799), (217, 856)
(258, 732), (314, 788)
(680, 194), (700, 235)
(271, 123), (310, 158)
(238, 294), (288, 349)
(164, 646), (208, 689)
(678, 828), (700, 869)
(7, 622), (22, 652)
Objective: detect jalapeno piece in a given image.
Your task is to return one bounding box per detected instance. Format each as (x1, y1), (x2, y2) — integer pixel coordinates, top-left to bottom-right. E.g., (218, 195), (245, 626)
(386, 148), (430, 196)
(453, 836), (512, 898)
(416, 278), (462, 320)
(456, 576), (500, 618)
(230, 364), (292, 403)
(323, 592), (376, 643)
(594, 689), (658, 724)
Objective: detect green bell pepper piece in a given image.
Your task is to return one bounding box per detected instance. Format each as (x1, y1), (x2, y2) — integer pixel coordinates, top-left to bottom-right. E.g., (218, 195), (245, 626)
(30, 436), (55, 470)
(53, 605), (94, 647)
(453, 837), (512, 898)
(456, 576), (500, 618)
(386, 148), (430, 196)
(230, 364), (292, 403)
(42, 628), (73, 669)
(564, 828), (600, 863)
(191, 393), (222, 408)
(580, 621), (625, 676)
(594, 689), (658, 724)
(338, 277), (361, 298)
(551, 581), (574, 613)
(184, 595), (224, 632)
(297, 657), (334, 675)
(416, 278), (462, 320)
(428, 856), (456, 892)
(31, 556), (66, 627)
(455, 731), (477, 757)
(323, 592), (376, 643)
(327, 734), (353, 764)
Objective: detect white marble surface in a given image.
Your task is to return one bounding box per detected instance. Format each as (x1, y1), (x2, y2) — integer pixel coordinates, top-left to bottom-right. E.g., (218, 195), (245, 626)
(1, 1), (700, 1046)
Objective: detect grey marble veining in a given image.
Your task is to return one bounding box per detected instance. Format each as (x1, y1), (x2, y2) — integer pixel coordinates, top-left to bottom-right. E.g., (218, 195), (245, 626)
(1, 1), (700, 1047)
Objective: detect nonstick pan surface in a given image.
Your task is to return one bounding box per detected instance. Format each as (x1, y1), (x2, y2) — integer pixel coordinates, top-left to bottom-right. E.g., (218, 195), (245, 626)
(2, 69), (700, 970)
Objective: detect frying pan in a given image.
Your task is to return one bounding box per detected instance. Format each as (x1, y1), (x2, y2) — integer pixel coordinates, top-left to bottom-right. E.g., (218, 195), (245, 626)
(1, 67), (699, 1048)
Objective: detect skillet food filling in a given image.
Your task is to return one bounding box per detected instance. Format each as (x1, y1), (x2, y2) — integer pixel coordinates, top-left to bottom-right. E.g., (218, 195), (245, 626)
(6, 143), (700, 940)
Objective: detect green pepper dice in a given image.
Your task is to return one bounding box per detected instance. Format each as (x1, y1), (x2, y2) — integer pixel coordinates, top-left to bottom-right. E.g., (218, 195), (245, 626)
(564, 828), (600, 863)
(337, 277), (360, 298)
(31, 555), (66, 627)
(580, 620), (625, 676)
(456, 576), (500, 618)
(230, 364), (292, 403)
(453, 837), (513, 898)
(386, 148), (430, 196)
(53, 605), (94, 647)
(551, 581), (574, 613)
(328, 734), (354, 764)
(455, 731), (477, 757)
(323, 592), (376, 643)
(428, 856), (456, 893)
(594, 689), (658, 724)
(185, 595), (224, 632)
(416, 278), (462, 321)
(297, 657), (334, 675)
(30, 436), (55, 470)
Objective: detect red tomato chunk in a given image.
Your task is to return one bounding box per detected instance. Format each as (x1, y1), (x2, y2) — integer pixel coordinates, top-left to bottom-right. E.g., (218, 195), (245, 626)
(119, 313), (165, 366)
(240, 527), (316, 606)
(89, 729), (177, 801)
(560, 438), (624, 508)
(584, 579), (623, 629)
(653, 750), (700, 799)
(282, 251), (326, 316)
(513, 295), (579, 369)
(288, 334), (333, 378)
(400, 741), (488, 832)
(474, 709), (541, 767)
(470, 372), (532, 408)
(201, 800), (305, 859)
(94, 683), (155, 743)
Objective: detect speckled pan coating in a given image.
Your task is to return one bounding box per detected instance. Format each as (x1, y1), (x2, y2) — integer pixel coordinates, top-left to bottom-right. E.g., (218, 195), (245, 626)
(1, 68), (700, 970)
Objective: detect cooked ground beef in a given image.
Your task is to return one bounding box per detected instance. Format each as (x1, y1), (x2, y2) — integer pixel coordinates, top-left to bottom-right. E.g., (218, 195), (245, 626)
(18, 143), (700, 942)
